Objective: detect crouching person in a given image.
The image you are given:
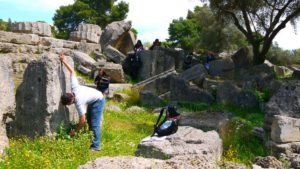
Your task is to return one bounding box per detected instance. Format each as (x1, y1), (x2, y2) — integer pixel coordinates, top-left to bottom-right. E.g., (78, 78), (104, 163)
(59, 53), (105, 151)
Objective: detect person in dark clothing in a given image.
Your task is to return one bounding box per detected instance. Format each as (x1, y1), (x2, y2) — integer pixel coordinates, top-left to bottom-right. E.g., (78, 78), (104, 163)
(94, 68), (110, 96)
(134, 40), (144, 52)
(204, 51), (216, 69)
(149, 39), (161, 50)
(129, 40), (144, 80)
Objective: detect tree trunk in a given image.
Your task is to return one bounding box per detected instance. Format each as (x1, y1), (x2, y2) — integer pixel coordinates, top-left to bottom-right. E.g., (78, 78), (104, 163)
(252, 43), (265, 65)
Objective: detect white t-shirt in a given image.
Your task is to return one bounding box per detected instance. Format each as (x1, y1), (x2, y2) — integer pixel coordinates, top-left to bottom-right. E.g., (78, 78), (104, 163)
(71, 75), (103, 116)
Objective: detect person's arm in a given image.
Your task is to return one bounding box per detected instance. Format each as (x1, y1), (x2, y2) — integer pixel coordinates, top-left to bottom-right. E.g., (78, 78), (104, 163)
(59, 53), (76, 76)
(70, 115), (86, 137)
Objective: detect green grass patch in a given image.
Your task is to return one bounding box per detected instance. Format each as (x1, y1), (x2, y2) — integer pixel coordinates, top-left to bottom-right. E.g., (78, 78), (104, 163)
(0, 100), (157, 169)
(75, 70), (94, 84)
(215, 105), (269, 166)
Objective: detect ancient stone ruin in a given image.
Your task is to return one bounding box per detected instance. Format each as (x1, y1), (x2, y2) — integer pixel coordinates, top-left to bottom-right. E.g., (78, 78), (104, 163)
(0, 20), (299, 168)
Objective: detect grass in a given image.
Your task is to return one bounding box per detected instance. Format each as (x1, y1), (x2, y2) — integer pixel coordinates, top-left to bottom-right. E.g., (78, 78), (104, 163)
(213, 104), (269, 166)
(0, 98), (157, 169)
(1, 93), (270, 168)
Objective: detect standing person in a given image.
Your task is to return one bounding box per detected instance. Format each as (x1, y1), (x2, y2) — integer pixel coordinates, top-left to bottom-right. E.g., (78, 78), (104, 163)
(134, 40), (144, 52)
(59, 53), (105, 151)
(129, 40), (144, 80)
(94, 68), (110, 96)
(149, 39), (161, 50)
(204, 51), (216, 70)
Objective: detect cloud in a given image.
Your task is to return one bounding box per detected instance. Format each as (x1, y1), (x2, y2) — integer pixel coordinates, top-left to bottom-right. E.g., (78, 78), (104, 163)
(122, 0), (300, 50)
(274, 22), (300, 50)
(123, 0), (203, 42)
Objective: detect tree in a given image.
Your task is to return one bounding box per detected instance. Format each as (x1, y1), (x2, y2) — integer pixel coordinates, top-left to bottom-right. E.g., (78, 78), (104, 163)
(205, 0), (300, 65)
(53, 0), (129, 39)
(168, 17), (200, 52)
(0, 19), (8, 31)
(168, 5), (247, 53)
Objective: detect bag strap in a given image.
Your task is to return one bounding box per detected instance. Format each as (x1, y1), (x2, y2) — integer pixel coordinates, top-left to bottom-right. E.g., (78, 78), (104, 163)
(151, 107), (166, 136)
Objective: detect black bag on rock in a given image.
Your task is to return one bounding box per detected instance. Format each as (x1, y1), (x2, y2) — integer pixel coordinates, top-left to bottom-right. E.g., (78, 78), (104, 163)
(152, 105), (180, 137)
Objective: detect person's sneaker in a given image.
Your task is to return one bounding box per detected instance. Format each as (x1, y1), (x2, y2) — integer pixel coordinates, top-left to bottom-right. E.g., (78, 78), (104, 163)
(90, 147), (101, 152)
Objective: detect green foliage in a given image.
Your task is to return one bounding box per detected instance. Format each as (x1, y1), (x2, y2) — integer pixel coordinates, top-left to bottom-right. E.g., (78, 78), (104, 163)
(213, 104), (269, 165)
(118, 88), (141, 107)
(167, 5), (247, 53)
(266, 44), (300, 66)
(206, 0), (300, 65)
(220, 117), (269, 165)
(0, 19), (9, 31)
(53, 0), (129, 39)
(130, 28), (138, 39)
(255, 89), (271, 102)
(168, 17), (200, 52)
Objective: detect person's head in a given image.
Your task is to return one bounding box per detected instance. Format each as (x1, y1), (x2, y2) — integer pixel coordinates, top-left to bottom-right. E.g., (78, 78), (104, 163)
(98, 68), (106, 76)
(60, 93), (75, 105)
(137, 40), (142, 45)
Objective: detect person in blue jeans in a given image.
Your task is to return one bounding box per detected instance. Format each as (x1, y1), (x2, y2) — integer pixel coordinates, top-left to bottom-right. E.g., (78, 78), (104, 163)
(59, 53), (105, 151)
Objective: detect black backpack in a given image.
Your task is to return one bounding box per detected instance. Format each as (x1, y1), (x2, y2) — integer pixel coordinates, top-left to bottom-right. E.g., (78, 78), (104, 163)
(97, 77), (110, 93)
(152, 105), (180, 137)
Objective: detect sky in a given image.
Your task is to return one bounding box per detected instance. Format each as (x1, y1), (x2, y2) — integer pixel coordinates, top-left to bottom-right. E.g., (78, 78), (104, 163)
(0, 0), (299, 50)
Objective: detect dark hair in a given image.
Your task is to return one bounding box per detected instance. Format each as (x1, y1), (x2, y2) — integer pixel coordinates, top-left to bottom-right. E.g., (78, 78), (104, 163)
(60, 93), (74, 105)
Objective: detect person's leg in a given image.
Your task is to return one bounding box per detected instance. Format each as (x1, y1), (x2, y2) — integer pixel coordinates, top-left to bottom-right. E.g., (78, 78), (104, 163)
(89, 98), (105, 150)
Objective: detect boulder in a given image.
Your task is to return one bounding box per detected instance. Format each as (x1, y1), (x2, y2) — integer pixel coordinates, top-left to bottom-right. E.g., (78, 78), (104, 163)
(231, 46), (253, 69)
(202, 78), (224, 94)
(179, 63), (207, 82)
(170, 76), (215, 104)
(274, 65), (293, 78)
(236, 91), (259, 108)
(238, 63), (276, 90)
(208, 58), (235, 78)
(179, 111), (230, 131)
(103, 45), (127, 64)
(140, 90), (164, 107)
(78, 155), (218, 169)
(101, 62), (125, 83)
(216, 81), (240, 105)
(264, 80), (300, 134)
(138, 48), (184, 80)
(271, 115), (300, 143)
(11, 22), (52, 37)
(136, 126), (222, 166)
(71, 51), (96, 74)
(253, 156), (283, 169)
(0, 56), (15, 154)
(70, 23), (101, 44)
(114, 31), (135, 55)
(292, 69), (300, 80)
(137, 70), (176, 96)
(100, 20), (132, 53)
(11, 53), (78, 137)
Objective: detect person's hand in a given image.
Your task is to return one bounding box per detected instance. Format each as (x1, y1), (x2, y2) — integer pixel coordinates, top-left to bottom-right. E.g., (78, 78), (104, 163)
(59, 53), (65, 62)
(69, 129), (76, 137)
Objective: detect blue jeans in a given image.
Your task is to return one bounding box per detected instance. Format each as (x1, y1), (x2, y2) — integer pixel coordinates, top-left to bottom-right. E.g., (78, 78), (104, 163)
(87, 98), (105, 150)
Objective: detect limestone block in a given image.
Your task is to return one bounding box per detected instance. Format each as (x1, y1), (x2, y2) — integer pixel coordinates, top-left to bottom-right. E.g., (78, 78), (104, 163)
(271, 115), (300, 143)
(11, 22), (52, 37)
